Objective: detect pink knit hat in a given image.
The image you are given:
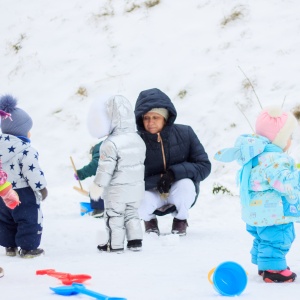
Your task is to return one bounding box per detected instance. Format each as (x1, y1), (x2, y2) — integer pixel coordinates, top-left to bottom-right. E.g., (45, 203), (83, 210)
(255, 106), (297, 149)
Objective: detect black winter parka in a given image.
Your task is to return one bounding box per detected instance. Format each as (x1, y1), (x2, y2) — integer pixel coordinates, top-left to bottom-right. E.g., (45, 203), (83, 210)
(134, 88), (211, 203)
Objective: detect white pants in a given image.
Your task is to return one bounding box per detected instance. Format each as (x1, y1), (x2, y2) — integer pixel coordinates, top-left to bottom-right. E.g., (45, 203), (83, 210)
(138, 179), (196, 221)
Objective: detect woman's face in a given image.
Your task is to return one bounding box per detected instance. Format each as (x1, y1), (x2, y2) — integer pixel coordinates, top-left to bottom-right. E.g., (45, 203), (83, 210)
(143, 112), (166, 134)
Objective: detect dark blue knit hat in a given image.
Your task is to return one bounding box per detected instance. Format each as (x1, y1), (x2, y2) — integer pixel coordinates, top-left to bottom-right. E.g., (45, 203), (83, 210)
(0, 95), (33, 137)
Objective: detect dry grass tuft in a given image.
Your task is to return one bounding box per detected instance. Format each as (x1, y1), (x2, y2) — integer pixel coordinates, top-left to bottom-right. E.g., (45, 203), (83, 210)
(221, 6), (244, 27)
(76, 87), (88, 97)
(145, 0), (160, 8)
(292, 105), (300, 121)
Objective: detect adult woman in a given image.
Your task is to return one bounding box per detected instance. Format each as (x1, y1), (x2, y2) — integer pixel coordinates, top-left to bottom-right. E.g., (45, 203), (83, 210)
(134, 88), (211, 235)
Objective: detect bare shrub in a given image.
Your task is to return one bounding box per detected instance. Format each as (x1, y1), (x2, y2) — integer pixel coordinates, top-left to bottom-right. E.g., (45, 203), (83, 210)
(11, 34), (26, 53)
(76, 87), (88, 97)
(221, 6), (244, 27)
(212, 183), (233, 196)
(145, 0), (160, 8)
(126, 3), (141, 12)
(293, 105), (300, 121)
(178, 89), (187, 99)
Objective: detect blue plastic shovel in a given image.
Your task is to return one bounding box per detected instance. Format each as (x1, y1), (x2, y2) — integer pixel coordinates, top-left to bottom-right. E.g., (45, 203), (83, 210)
(50, 283), (127, 300)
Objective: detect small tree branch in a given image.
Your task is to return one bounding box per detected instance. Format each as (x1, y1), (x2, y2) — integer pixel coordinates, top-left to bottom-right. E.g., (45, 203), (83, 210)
(235, 102), (255, 132)
(238, 66), (263, 109)
(281, 95), (287, 108)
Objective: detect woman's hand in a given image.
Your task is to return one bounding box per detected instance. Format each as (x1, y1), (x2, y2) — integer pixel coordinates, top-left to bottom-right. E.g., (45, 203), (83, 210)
(157, 170), (174, 194)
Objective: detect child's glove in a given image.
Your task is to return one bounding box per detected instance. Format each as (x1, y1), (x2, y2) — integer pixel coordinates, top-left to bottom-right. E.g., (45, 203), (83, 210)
(74, 173), (79, 181)
(157, 170), (175, 194)
(0, 182), (20, 209)
(0, 154), (19, 209)
(89, 182), (104, 201)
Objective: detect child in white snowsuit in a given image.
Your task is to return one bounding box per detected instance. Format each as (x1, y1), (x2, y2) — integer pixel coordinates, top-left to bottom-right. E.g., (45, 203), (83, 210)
(0, 95), (48, 258)
(88, 95), (146, 252)
(215, 106), (299, 283)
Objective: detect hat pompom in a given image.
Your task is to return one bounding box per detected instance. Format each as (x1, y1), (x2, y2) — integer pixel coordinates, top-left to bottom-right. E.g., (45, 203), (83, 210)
(0, 95), (17, 113)
(265, 106), (283, 117)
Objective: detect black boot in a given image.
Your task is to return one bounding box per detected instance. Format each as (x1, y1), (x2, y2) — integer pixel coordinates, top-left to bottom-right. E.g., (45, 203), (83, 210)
(19, 248), (44, 258)
(127, 239), (142, 251)
(97, 243), (124, 253)
(6, 247), (18, 257)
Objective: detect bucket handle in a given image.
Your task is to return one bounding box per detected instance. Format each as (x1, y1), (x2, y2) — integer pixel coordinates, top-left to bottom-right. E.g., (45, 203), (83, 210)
(207, 267), (216, 284)
(208, 266), (249, 285)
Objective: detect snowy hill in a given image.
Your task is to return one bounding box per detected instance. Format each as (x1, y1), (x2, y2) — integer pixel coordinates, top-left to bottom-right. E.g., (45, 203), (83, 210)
(1, 1), (300, 299)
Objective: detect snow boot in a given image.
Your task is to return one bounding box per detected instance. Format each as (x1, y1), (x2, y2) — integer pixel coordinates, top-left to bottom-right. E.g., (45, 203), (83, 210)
(259, 266), (290, 276)
(144, 218), (159, 235)
(90, 209), (104, 218)
(97, 243), (124, 253)
(19, 248), (44, 258)
(127, 239), (142, 251)
(171, 218), (188, 236)
(6, 247), (18, 257)
(0, 267), (3, 278)
(263, 269), (296, 283)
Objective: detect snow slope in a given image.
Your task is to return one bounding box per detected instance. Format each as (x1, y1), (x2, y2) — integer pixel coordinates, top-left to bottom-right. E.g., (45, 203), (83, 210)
(1, 0), (300, 299)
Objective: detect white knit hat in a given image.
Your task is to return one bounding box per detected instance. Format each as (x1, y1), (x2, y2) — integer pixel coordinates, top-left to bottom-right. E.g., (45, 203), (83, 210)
(255, 106), (297, 149)
(148, 108), (169, 120)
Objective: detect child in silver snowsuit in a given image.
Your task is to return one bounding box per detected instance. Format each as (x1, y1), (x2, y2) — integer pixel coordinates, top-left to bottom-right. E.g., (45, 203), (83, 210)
(88, 95), (146, 252)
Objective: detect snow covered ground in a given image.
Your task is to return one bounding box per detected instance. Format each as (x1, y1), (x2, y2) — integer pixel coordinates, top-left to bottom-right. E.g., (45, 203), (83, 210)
(1, 0), (300, 299)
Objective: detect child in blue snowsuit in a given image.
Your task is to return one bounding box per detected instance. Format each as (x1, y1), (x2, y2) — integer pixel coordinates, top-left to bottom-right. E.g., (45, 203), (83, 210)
(215, 106), (299, 283)
(0, 95), (48, 258)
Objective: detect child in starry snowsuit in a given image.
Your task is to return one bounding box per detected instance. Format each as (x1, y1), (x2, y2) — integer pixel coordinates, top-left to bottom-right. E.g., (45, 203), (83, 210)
(0, 95), (48, 258)
(215, 106), (300, 283)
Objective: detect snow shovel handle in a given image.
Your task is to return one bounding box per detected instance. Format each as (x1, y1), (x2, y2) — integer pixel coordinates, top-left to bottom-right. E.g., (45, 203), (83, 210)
(73, 283), (127, 300)
(70, 156), (83, 190)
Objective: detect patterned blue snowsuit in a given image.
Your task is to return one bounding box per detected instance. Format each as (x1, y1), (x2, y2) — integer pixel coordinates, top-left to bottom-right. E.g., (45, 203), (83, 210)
(215, 134), (300, 271)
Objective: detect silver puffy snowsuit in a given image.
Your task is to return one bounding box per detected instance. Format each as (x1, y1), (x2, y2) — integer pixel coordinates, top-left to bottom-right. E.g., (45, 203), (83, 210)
(94, 95), (146, 250)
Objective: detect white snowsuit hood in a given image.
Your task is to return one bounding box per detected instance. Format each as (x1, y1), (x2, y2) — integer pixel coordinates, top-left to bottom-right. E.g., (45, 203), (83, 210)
(87, 95), (136, 139)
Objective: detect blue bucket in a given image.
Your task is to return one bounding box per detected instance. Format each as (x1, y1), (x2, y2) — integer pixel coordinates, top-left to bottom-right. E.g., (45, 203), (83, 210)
(80, 202), (93, 216)
(208, 261), (247, 296)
